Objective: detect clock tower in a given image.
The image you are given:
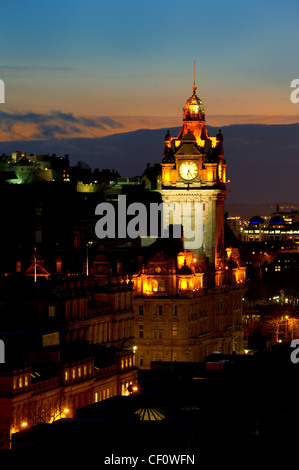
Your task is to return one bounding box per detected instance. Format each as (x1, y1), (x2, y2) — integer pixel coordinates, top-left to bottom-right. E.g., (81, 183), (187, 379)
(160, 81), (227, 271)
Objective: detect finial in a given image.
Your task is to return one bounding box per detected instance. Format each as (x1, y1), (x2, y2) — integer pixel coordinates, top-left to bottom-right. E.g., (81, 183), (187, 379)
(192, 61), (197, 93)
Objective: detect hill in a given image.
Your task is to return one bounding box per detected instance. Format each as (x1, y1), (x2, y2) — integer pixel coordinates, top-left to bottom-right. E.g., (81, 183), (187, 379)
(1, 123), (299, 208)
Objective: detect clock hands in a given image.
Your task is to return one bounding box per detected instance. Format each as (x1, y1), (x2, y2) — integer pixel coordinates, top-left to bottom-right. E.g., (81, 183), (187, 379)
(180, 162), (197, 180)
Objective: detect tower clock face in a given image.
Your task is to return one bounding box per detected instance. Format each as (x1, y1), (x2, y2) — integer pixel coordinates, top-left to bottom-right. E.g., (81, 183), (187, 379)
(179, 161), (198, 180)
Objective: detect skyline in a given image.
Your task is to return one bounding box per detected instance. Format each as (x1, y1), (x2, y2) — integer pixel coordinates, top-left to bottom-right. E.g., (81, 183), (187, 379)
(1, 0), (299, 142)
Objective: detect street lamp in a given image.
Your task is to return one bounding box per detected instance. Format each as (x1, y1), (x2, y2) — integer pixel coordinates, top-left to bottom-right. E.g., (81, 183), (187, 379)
(285, 316), (289, 341)
(133, 345), (137, 366)
(34, 247), (37, 283)
(86, 241), (93, 276)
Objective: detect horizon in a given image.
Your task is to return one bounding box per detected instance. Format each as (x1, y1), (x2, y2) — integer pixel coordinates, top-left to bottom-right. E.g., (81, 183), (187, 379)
(1, 0), (299, 141)
(1, 0), (299, 207)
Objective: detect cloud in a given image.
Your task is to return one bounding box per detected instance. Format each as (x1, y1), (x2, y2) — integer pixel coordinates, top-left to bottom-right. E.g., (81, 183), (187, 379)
(33, 124), (78, 139)
(0, 110), (124, 140)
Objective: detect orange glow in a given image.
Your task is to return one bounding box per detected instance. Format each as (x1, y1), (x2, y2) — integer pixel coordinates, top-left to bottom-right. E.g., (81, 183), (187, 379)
(142, 281), (149, 295)
(21, 422), (28, 428)
(180, 280), (188, 290)
(177, 253), (185, 268)
(180, 278), (193, 290)
(189, 104), (199, 114)
(210, 137), (217, 148)
(152, 280), (158, 292)
(207, 169), (213, 182)
(177, 251), (195, 269)
(164, 169), (170, 182)
(196, 138), (206, 147)
(175, 140), (181, 147)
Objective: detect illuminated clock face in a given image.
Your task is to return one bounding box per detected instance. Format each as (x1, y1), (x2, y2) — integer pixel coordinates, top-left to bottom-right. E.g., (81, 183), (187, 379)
(179, 161), (198, 180)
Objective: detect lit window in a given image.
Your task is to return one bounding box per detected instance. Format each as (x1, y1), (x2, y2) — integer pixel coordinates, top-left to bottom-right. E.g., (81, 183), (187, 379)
(48, 306), (55, 317)
(152, 280), (158, 292)
(78, 367), (81, 378)
(72, 369), (76, 379)
(180, 279), (188, 290)
(19, 377), (23, 388)
(95, 392), (99, 403)
(24, 376), (28, 387)
(83, 365), (87, 376)
(65, 371), (69, 381)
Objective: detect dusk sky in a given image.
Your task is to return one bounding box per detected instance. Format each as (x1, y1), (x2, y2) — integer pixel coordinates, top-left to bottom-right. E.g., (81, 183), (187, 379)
(1, 0), (299, 141)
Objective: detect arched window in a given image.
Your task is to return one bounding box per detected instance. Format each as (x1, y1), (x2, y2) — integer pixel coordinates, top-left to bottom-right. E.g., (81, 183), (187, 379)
(152, 280), (158, 292)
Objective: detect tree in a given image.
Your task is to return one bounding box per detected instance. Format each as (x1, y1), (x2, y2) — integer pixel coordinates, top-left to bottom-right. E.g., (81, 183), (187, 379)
(28, 396), (68, 427)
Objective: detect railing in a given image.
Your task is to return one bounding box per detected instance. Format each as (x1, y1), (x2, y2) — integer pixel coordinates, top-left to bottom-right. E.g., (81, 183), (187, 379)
(31, 377), (61, 394)
(94, 365), (117, 379)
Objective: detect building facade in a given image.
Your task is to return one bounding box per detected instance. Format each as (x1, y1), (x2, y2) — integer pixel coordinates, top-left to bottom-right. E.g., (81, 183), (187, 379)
(132, 82), (246, 369)
(0, 348), (137, 449)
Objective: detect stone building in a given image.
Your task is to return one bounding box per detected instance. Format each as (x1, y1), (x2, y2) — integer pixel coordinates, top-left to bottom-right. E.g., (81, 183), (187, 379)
(132, 80), (246, 369)
(0, 337), (137, 449)
(0, 261), (137, 449)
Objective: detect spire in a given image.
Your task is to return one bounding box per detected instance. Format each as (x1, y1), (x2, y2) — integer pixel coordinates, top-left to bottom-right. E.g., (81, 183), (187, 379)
(192, 61), (197, 94)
